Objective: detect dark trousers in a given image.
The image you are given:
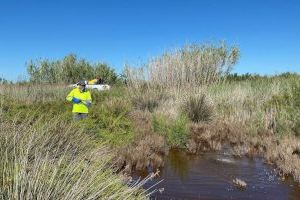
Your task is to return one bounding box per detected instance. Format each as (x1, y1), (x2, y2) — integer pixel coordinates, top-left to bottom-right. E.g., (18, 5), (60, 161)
(73, 113), (88, 121)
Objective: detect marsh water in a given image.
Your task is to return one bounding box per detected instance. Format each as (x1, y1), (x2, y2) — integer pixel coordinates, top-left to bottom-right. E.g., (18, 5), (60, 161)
(134, 149), (300, 200)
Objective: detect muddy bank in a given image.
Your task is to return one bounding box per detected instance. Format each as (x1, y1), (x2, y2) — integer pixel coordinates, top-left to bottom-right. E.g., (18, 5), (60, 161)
(187, 121), (300, 183)
(186, 121), (300, 182)
(116, 114), (300, 183)
(115, 110), (168, 173)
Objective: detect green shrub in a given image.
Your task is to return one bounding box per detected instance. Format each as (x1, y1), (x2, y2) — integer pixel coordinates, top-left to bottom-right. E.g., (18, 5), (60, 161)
(152, 114), (188, 147)
(27, 54), (119, 84)
(168, 115), (188, 147)
(87, 97), (135, 146)
(152, 114), (170, 135)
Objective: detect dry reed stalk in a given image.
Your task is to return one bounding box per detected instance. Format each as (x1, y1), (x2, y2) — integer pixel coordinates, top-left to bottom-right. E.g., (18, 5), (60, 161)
(125, 42), (239, 90)
(0, 84), (68, 104)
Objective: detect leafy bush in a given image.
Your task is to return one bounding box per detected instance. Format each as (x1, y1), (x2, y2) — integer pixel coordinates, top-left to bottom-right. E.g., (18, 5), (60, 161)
(85, 95), (135, 146)
(225, 73), (263, 82)
(182, 94), (214, 123)
(152, 114), (188, 147)
(27, 54), (119, 84)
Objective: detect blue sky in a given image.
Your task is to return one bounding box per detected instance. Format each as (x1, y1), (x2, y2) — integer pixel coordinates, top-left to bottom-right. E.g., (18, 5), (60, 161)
(0, 0), (299, 81)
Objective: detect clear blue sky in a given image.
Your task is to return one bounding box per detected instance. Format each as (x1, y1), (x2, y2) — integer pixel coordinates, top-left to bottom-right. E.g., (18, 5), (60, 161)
(1, 0), (299, 81)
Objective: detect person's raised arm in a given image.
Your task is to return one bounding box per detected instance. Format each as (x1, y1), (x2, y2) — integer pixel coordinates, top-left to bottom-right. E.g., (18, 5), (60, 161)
(66, 89), (74, 102)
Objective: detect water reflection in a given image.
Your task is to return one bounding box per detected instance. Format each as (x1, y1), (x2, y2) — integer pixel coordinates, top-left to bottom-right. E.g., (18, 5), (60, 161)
(136, 149), (300, 199)
(165, 149), (190, 181)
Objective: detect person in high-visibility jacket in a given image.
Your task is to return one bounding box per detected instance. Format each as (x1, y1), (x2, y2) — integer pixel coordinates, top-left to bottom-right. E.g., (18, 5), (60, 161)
(66, 80), (92, 120)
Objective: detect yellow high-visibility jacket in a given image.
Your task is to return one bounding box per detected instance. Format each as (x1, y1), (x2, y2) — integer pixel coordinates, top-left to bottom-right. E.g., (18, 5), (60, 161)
(66, 87), (92, 113)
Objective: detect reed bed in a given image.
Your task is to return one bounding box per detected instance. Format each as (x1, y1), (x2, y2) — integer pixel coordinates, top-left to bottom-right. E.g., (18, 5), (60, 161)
(0, 84), (68, 104)
(125, 42), (239, 90)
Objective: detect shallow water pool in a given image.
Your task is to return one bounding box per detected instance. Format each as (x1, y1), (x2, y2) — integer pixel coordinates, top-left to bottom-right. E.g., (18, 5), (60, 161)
(134, 149), (300, 199)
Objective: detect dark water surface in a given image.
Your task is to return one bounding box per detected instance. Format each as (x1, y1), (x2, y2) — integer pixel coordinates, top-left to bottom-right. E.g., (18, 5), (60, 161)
(134, 149), (300, 200)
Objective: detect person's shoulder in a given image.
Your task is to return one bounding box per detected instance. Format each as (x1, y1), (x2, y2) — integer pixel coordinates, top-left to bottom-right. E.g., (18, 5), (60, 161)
(71, 87), (79, 92)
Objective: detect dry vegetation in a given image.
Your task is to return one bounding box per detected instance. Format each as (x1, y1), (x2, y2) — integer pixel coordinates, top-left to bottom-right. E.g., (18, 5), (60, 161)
(125, 42), (239, 88)
(124, 42), (300, 182)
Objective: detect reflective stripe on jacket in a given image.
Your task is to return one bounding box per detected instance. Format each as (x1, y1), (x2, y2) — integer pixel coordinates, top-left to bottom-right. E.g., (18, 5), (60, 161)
(66, 87), (92, 113)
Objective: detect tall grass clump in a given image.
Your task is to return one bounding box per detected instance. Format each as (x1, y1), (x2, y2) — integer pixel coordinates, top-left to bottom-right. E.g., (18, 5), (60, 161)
(182, 94), (214, 123)
(125, 41), (240, 89)
(152, 114), (188, 148)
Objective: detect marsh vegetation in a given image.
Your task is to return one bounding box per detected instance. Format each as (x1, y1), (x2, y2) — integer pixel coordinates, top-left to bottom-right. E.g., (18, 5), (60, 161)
(1, 41), (299, 198)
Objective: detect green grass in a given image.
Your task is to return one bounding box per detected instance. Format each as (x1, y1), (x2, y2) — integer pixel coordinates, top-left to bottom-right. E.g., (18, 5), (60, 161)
(0, 85), (150, 199)
(86, 97), (134, 146)
(205, 75), (299, 135)
(263, 79), (300, 136)
(152, 114), (188, 148)
(0, 111), (147, 199)
(1, 74), (299, 197)
(1, 85), (135, 146)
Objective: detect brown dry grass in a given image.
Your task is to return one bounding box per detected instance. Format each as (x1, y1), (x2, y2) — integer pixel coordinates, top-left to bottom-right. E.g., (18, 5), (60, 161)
(184, 115), (300, 182)
(186, 120), (247, 153)
(261, 135), (300, 181)
(0, 84), (68, 104)
(116, 110), (168, 173)
(116, 134), (168, 173)
(188, 121), (300, 182)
